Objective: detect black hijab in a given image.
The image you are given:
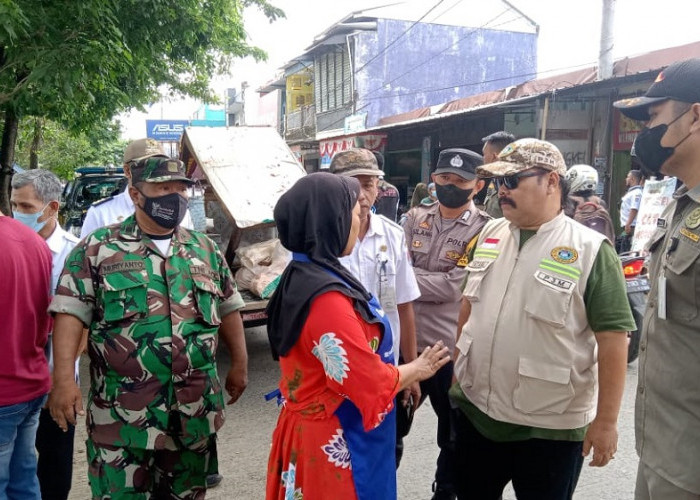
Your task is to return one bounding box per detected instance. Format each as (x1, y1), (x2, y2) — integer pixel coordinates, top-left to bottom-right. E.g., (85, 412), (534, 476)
(266, 172), (375, 359)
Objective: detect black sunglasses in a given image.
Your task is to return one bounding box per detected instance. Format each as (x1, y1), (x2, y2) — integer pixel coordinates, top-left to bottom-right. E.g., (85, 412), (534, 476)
(493, 170), (548, 190)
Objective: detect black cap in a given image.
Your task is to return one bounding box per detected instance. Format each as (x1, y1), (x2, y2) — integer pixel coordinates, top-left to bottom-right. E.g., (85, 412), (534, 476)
(614, 58), (700, 121)
(434, 148), (483, 180)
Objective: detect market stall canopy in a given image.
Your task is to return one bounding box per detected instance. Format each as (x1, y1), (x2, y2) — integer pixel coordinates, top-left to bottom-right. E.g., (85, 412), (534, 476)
(180, 126), (305, 228)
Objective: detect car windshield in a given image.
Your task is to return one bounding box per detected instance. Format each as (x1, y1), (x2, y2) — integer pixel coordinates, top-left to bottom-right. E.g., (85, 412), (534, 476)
(71, 175), (126, 210)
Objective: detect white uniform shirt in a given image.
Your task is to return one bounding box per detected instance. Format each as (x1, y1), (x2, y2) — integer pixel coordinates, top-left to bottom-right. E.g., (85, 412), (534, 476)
(339, 213), (420, 362)
(46, 223), (80, 378)
(619, 185), (643, 227)
(80, 190), (193, 239)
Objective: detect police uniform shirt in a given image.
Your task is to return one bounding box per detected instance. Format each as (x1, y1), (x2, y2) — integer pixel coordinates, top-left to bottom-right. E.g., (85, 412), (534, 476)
(339, 213), (420, 363)
(637, 182), (700, 493)
(80, 190), (194, 239)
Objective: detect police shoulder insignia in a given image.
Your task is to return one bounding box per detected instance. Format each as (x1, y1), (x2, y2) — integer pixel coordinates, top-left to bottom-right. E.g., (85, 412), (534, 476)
(412, 240), (422, 248)
(550, 246), (578, 264)
(685, 208), (700, 229)
(445, 250), (461, 261)
(92, 195), (115, 207)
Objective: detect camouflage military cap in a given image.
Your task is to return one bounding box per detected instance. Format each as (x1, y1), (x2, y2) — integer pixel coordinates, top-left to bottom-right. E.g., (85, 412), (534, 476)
(123, 138), (166, 164)
(130, 156), (194, 184)
(477, 138), (567, 178)
(330, 148), (381, 177)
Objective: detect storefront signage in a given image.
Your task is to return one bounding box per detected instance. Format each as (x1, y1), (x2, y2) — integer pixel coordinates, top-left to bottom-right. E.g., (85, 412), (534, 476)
(146, 120), (190, 141)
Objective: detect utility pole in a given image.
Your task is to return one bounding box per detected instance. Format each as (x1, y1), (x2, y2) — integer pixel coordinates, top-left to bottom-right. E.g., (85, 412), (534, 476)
(598, 0), (616, 80)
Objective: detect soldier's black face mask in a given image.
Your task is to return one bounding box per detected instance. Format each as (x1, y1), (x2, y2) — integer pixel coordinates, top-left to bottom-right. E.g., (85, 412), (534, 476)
(634, 107), (691, 176)
(136, 189), (188, 229)
(435, 183), (472, 208)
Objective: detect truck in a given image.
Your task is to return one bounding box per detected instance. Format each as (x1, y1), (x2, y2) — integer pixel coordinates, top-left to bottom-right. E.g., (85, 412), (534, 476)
(179, 126), (305, 327)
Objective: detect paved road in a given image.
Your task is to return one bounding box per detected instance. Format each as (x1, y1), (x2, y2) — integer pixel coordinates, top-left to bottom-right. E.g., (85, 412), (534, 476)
(69, 327), (640, 499)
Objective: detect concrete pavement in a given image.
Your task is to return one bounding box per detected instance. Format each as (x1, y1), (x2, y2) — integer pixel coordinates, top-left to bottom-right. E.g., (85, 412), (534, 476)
(68, 327), (640, 499)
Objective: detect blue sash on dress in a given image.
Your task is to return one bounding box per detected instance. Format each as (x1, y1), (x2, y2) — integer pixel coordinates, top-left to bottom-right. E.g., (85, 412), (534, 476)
(292, 253), (397, 500)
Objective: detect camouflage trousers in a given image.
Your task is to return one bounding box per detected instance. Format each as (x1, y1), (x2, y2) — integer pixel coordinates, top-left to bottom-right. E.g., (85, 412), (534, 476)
(86, 434), (217, 499)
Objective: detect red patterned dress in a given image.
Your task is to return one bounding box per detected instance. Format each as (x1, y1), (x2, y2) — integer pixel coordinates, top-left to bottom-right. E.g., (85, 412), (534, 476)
(266, 291), (401, 500)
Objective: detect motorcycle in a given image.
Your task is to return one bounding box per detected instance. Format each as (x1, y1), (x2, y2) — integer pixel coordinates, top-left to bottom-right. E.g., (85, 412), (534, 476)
(619, 251), (649, 363)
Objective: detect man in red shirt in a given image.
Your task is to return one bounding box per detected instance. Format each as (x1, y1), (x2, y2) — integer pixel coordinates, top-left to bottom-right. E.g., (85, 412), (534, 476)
(0, 213), (52, 499)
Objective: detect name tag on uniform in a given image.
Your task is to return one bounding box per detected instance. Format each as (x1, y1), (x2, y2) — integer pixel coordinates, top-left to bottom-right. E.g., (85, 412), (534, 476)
(658, 271), (667, 320)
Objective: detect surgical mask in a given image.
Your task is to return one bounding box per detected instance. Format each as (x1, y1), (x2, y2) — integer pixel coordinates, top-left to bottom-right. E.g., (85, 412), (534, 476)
(137, 190), (188, 229)
(435, 183), (472, 209)
(13, 204), (49, 232)
(634, 108), (691, 176)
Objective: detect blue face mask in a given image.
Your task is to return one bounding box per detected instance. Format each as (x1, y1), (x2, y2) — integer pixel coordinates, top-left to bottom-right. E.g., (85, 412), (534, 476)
(13, 204), (49, 232)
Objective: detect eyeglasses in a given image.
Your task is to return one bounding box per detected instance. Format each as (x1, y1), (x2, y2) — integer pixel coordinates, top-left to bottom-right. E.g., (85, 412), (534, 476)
(493, 170), (548, 190)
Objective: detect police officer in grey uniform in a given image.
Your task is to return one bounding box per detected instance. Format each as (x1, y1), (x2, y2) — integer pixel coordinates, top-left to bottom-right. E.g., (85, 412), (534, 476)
(403, 148), (490, 500)
(614, 58), (700, 500)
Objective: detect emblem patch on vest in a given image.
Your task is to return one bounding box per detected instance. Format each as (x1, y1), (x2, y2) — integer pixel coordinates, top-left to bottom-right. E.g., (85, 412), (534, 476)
(685, 208), (700, 229)
(550, 246), (578, 264)
(412, 240), (423, 248)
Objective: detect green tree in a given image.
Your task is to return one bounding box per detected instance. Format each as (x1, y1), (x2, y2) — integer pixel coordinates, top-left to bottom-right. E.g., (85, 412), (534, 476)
(15, 118), (127, 179)
(0, 0), (284, 213)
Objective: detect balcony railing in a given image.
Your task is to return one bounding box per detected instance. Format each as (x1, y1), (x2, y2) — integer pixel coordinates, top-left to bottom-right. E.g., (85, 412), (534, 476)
(285, 104), (316, 141)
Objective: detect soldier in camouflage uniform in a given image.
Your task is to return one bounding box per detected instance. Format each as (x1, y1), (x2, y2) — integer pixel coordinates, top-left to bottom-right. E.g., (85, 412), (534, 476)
(48, 156), (248, 499)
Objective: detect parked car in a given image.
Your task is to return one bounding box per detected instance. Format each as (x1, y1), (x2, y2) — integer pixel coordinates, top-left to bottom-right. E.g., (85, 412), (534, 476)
(59, 166), (127, 236)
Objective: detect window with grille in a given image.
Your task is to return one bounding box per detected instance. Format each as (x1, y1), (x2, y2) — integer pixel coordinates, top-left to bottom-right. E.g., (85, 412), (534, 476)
(315, 47), (352, 113)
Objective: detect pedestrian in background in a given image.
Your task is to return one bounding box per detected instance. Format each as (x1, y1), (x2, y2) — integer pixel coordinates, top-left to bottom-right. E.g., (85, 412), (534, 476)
(0, 213), (52, 499)
(331, 148), (421, 467)
(481, 131), (516, 218)
(10, 169), (83, 500)
(403, 148), (490, 500)
(411, 182), (429, 208)
(452, 139), (634, 500)
(617, 169), (644, 252)
(265, 173), (450, 500)
(48, 156), (248, 499)
(372, 150), (401, 222)
(614, 57), (700, 500)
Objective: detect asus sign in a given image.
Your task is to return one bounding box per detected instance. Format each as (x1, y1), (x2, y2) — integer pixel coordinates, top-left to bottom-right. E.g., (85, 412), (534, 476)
(146, 120), (190, 141)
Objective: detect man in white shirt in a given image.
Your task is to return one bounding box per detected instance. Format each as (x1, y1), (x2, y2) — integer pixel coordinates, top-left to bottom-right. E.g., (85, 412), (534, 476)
(11, 169), (83, 500)
(618, 169), (644, 252)
(331, 148), (421, 467)
(81, 138), (193, 239)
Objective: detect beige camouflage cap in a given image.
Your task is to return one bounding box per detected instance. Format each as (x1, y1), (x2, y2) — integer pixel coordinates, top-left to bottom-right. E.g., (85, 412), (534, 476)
(476, 138), (567, 178)
(123, 138), (167, 164)
(330, 148), (381, 177)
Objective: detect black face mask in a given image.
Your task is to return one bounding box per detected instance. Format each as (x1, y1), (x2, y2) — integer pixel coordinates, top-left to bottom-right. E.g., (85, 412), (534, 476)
(137, 190), (188, 229)
(634, 108), (691, 176)
(435, 183), (472, 209)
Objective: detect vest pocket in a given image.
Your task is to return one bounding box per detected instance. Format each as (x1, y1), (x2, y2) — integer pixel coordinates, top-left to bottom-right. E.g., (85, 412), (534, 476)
(453, 333), (474, 388)
(513, 357), (574, 415)
(462, 260), (494, 302)
(524, 271), (576, 326)
(101, 269), (149, 322)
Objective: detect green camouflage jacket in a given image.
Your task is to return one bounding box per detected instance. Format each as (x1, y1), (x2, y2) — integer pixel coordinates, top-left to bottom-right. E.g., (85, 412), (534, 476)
(49, 215), (244, 449)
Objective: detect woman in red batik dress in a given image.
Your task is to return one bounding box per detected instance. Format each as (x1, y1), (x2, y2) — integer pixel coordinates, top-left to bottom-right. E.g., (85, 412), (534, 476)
(265, 173), (450, 500)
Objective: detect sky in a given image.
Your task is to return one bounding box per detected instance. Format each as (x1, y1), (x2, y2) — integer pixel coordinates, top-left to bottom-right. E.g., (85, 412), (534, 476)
(120, 0), (700, 139)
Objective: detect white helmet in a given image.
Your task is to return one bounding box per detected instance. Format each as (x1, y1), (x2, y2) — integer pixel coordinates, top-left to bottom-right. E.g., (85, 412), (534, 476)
(565, 164), (598, 193)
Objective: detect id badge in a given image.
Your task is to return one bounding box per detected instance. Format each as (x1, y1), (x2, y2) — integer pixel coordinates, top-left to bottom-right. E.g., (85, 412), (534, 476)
(380, 285), (398, 312)
(657, 271), (667, 320)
